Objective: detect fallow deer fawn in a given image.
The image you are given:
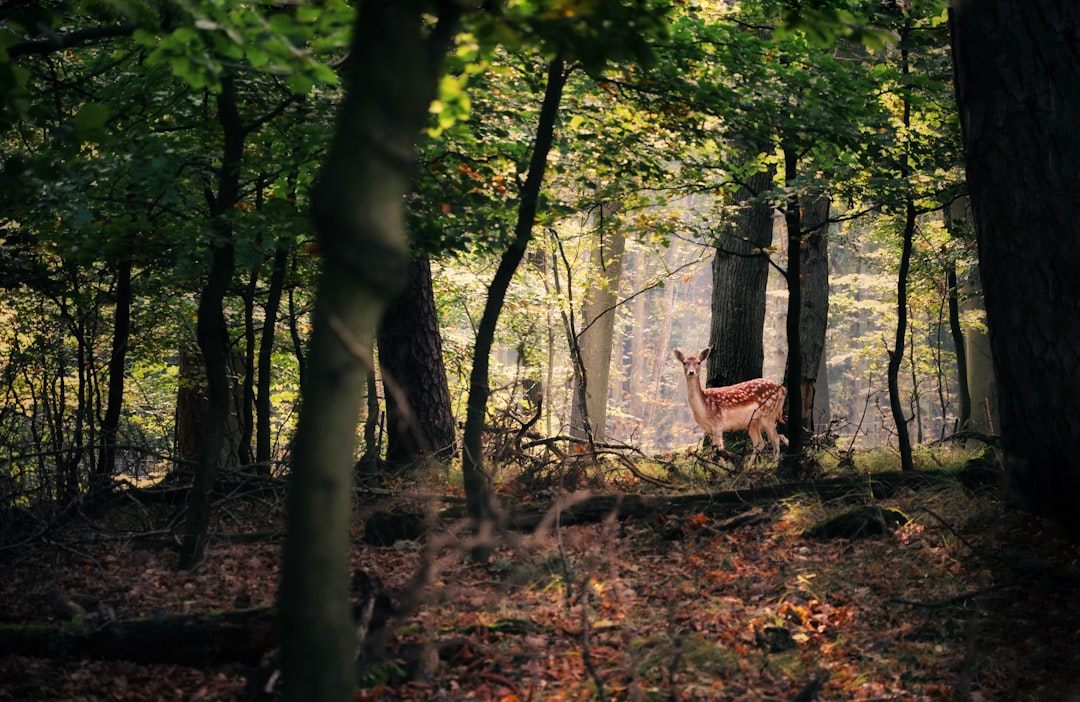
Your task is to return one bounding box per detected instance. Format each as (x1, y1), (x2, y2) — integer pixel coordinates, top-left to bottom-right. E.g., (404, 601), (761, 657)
(673, 347), (786, 458)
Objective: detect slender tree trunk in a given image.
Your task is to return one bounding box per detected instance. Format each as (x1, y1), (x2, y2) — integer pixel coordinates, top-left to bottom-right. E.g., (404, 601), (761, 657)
(780, 148), (804, 469)
(945, 259), (970, 431)
(708, 159), (774, 388)
(239, 269), (258, 468)
(277, 4), (461, 701)
(179, 77), (242, 569)
(951, 0), (1080, 537)
(461, 56), (567, 530)
(95, 252), (132, 493)
(887, 199), (917, 472)
(256, 244), (289, 471)
(961, 265), (997, 435)
(887, 32), (915, 473)
(377, 254), (456, 466)
(798, 194), (829, 435)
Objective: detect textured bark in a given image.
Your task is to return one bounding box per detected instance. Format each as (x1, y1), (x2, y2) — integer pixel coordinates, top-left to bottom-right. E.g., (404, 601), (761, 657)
(377, 254), (456, 465)
(951, 0), (1080, 537)
(174, 343), (204, 480)
(708, 163), (775, 388)
(277, 3), (461, 701)
(798, 195), (829, 433)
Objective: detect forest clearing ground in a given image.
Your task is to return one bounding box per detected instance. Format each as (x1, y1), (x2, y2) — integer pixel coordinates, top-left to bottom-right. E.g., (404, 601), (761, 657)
(1, 472), (1079, 701)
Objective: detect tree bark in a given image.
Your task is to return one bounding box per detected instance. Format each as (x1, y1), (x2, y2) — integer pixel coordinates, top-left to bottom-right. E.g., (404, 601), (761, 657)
(708, 160), (775, 388)
(256, 243), (289, 471)
(570, 206), (625, 444)
(95, 251), (132, 492)
(277, 3), (461, 701)
(887, 198), (916, 472)
(799, 194), (829, 434)
(377, 254), (456, 466)
(780, 148), (804, 468)
(950, 0), (1080, 537)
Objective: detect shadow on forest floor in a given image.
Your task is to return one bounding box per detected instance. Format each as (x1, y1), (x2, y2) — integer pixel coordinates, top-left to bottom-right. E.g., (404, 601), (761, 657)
(0, 470), (1078, 701)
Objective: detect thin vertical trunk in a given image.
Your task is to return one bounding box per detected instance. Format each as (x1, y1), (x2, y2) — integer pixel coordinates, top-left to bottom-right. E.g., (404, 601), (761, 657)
(887, 27), (915, 473)
(887, 199), (917, 471)
(256, 244), (289, 470)
(96, 252), (132, 492)
(798, 194), (830, 435)
(179, 76), (242, 569)
(780, 147), (804, 468)
(461, 56), (567, 529)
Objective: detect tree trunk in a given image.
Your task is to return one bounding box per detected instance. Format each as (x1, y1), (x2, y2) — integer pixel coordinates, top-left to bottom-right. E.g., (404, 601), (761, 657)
(945, 258), (970, 431)
(570, 206), (625, 443)
(174, 341), (204, 481)
(780, 148), (804, 468)
(256, 243), (289, 471)
(239, 267), (258, 468)
(886, 198), (917, 473)
(962, 265), (997, 435)
(798, 194), (829, 434)
(179, 77), (242, 569)
(708, 160), (775, 388)
(377, 254), (456, 466)
(95, 252), (132, 492)
(460, 56), (567, 531)
(950, 0), (1080, 537)
(277, 3), (461, 701)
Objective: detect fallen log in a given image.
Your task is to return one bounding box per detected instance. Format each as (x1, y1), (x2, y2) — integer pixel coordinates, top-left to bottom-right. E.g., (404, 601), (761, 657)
(0, 606), (276, 666)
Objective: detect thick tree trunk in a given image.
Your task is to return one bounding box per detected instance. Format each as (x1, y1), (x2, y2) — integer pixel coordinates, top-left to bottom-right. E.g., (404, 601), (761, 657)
(708, 161), (775, 388)
(461, 56), (567, 530)
(951, 0), (1080, 537)
(377, 254), (456, 466)
(277, 3), (461, 701)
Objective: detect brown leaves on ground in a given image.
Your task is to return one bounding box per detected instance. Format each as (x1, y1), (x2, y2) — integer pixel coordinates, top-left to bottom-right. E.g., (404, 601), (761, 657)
(2, 482), (1079, 701)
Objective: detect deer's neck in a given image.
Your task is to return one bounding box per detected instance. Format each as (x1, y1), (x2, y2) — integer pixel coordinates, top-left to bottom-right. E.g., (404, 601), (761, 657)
(685, 374), (717, 422)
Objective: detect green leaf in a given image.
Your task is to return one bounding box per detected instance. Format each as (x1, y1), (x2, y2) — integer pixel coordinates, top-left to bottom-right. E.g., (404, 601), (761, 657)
(286, 73), (313, 95)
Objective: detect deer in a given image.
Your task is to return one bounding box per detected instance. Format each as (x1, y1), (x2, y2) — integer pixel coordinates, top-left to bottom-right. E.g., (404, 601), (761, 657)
(673, 347), (786, 458)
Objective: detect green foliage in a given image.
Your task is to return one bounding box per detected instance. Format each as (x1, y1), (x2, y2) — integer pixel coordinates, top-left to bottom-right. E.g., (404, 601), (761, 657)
(132, 0), (351, 94)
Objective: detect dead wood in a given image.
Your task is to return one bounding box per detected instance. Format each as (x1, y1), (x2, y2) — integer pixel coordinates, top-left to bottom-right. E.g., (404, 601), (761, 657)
(0, 607), (277, 666)
(506, 469), (969, 531)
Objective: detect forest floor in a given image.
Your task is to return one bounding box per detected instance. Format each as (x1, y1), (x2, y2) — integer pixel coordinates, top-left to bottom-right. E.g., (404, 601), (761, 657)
(1, 459), (1079, 701)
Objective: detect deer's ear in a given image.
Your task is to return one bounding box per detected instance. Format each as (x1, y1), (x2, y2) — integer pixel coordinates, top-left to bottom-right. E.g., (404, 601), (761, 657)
(673, 348), (684, 361)
(700, 347), (712, 360)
